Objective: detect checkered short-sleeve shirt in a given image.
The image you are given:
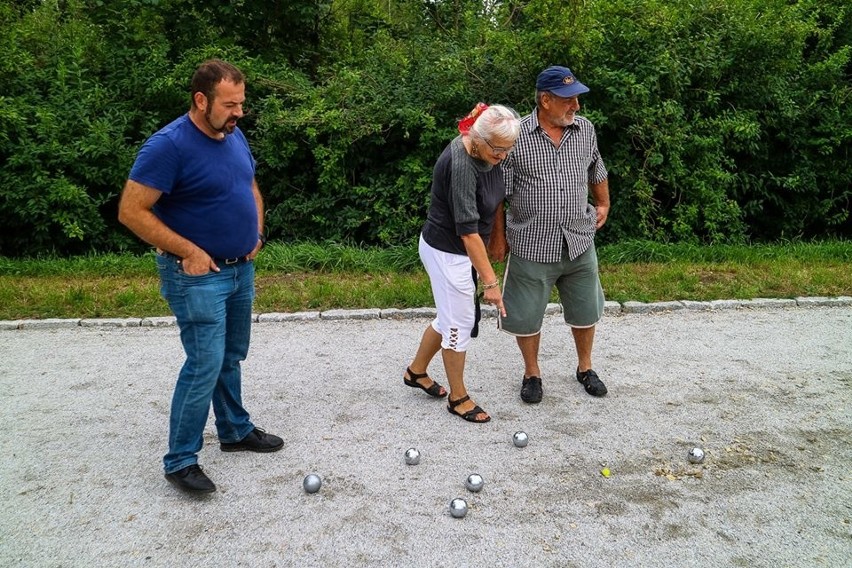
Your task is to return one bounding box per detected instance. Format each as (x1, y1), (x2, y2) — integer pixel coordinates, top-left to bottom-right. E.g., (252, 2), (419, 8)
(502, 110), (608, 263)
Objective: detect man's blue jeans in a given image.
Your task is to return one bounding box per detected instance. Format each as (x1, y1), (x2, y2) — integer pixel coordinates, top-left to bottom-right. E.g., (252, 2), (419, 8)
(156, 253), (256, 474)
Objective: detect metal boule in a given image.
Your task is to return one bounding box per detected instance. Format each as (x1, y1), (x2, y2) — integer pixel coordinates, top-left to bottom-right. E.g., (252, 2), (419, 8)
(404, 448), (421, 465)
(449, 498), (468, 518)
(303, 474), (322, 493)
(465, 473), (484, 493)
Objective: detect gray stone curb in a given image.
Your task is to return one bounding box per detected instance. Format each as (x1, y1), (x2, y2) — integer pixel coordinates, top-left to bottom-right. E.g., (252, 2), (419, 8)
(141, 316), (177, 327)
(545, 302), (562, 315)
(681, 300), (714, 311)
(379, 307), (437, 320)
(18, 318), (81, 329)
(744, 298), (798, 309)
(622, 300), (685, 314)
(710, 299), (743, 310)
(1, 296), (849, 330)
(257, 311), (321, 322)
(80, 318), (143, 328)
(795, 295), (852, 307)
(603, 300), (622, 315)
(320, 308), (381, 321)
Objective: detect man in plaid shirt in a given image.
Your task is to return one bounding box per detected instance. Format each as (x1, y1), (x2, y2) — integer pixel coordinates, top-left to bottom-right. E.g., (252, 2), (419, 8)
(490, 66), (611, 404)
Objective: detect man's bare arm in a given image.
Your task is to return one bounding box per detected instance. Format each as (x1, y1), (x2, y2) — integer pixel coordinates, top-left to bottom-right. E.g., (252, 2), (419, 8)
(590, 179), (610, 230)
(118, 179), (217, 274)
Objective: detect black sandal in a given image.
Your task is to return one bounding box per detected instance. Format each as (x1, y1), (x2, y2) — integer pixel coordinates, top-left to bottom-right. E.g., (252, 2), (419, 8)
(447, 395), (491, 423)
(403, 367), (447, 398)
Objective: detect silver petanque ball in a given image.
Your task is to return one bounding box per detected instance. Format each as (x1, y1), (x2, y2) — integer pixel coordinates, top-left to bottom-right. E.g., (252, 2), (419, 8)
(513, 431), (529, 448)
(465, 473), (485, 493)
(404, 448), (421, 465)
(687, 447), (706, 464)
(302, 474), (322, 493)
(449, 498), (468, 518)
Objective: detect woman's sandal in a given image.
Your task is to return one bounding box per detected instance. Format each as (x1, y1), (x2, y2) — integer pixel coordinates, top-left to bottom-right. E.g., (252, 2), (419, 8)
(447, 395), (491, 423)
(403, 367), (447, 398)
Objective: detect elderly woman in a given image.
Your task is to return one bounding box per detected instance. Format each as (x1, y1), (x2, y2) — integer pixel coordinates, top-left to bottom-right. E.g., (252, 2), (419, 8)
(403, 104), (520, 423)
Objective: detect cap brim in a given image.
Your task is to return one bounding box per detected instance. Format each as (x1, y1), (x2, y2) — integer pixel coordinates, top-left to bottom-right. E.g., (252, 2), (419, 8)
(548, 82), (590, 97)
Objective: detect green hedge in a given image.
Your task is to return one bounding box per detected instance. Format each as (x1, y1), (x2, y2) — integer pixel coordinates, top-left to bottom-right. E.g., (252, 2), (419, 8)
(0, 0), (849, 257)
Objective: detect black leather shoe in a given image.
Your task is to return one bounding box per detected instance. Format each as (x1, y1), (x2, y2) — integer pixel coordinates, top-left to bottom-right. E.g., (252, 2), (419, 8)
(577, 368), (608, 397)
(220, 427), (284, 453)
(520, 375), (543, 403)
(165, 464), (216, 493)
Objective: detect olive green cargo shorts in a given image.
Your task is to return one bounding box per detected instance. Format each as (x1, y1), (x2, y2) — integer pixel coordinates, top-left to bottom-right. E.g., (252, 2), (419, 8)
(498, 243), (605, 335)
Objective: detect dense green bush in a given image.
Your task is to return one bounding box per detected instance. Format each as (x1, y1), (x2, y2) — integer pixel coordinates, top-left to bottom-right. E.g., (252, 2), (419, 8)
(0, 0), (178, 255)
(0, 0), (849, 257)
(583, 0), (851, 244)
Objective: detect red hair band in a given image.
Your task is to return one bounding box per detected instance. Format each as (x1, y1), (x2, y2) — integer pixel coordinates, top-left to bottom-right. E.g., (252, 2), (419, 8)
(458, 102), (489, 134)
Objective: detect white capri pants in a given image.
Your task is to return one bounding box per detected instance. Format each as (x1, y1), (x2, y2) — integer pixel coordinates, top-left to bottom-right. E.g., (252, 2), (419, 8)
(419, 234), (476, 352)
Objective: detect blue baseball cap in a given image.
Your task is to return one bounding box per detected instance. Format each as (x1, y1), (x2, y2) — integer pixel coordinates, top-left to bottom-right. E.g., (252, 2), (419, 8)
(535, 66), (590, 97)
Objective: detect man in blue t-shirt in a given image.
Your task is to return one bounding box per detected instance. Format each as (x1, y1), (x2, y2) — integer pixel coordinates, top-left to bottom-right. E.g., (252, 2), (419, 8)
(119, 59), (283, 494)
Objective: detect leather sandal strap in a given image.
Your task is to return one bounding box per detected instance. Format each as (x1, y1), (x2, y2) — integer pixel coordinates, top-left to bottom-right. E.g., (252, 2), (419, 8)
(406, 366), (429, 380)
(463, 405), (485, 419)
(448, 395), (471, 409)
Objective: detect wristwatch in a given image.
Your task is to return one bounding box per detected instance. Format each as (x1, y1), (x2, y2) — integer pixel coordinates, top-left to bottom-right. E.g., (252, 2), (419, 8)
(258, 233), (267, 249)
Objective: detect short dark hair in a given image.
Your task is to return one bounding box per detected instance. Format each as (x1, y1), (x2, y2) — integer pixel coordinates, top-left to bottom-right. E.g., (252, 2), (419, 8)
(190, 59), (245, 108)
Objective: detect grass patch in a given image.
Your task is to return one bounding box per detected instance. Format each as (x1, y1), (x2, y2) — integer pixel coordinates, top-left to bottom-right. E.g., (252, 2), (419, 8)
(254, 273), (433, 313)
(599, 258), (850, 303)
(0, 240), (849, 320)
(597, 239), (852, 264)
(258, 242), (421, 273)
(0, 276), (165, 319)
(0, 252), (155, 277)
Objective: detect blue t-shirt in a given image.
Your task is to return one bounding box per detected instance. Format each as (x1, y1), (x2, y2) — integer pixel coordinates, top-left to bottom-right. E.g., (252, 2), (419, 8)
(129, 114), (258, 259)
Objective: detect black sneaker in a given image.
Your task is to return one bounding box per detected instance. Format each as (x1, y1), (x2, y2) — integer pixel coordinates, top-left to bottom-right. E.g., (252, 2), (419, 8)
(165, 464), (216, 493)
(220, 427), (284, 453)
(520, 375), (543, 403)
(577, 368), (607, 397)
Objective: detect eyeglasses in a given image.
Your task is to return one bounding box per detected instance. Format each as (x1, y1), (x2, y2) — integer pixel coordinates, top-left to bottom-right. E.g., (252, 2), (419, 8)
(483, 138), (514, 154)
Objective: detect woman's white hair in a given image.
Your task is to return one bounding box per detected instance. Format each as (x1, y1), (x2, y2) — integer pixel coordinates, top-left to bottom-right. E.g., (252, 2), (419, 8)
(470, 104), (521, 144)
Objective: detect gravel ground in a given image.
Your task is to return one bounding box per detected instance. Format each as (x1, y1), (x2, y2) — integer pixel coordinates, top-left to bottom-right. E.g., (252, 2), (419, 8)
(1, 305), (850, 568)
